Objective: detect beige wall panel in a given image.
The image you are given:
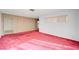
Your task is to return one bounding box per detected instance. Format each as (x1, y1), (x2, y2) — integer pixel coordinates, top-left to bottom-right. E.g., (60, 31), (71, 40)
(2, 14), (37, 34)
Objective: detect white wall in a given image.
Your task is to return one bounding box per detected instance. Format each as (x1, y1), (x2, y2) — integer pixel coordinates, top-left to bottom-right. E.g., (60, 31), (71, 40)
(78, 16), (79, 39)
(0, 13), (2, 35)
(0, 13), (3, 36)
(78, 14), (79, 39)
(39, 10), (79, 41)
(76, 12), (79, 39)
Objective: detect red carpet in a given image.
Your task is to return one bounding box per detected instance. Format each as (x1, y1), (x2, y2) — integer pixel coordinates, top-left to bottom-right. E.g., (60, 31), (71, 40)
(0, 30), (79, 50)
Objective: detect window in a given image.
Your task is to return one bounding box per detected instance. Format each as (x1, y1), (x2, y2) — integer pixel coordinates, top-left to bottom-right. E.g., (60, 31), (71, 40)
(45, 15), (67, 23)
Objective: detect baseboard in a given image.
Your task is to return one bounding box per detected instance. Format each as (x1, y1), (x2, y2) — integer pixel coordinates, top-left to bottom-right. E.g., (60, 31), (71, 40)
(3, 29), (39, 36)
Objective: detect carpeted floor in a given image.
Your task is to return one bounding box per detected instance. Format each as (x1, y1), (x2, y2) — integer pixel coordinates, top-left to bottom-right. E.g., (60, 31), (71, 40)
(0, 30), (79, 50)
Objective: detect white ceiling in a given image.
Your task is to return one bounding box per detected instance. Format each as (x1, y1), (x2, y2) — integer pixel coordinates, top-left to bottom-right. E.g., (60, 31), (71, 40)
(0, 9), (78, 18)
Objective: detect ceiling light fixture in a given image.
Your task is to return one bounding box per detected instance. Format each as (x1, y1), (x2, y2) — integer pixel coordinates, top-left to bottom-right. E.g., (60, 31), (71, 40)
(29, 9), (35, 12)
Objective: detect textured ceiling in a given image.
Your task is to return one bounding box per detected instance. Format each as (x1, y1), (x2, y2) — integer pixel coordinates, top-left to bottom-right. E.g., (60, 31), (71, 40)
(0, 9), (78, 18)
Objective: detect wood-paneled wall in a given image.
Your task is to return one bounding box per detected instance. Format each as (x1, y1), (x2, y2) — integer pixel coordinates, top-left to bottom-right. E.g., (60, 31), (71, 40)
(2, 14), (37, 34)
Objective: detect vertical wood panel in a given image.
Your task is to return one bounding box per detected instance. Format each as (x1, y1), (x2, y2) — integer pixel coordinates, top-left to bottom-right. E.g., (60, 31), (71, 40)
(2, 14), (37, 34)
